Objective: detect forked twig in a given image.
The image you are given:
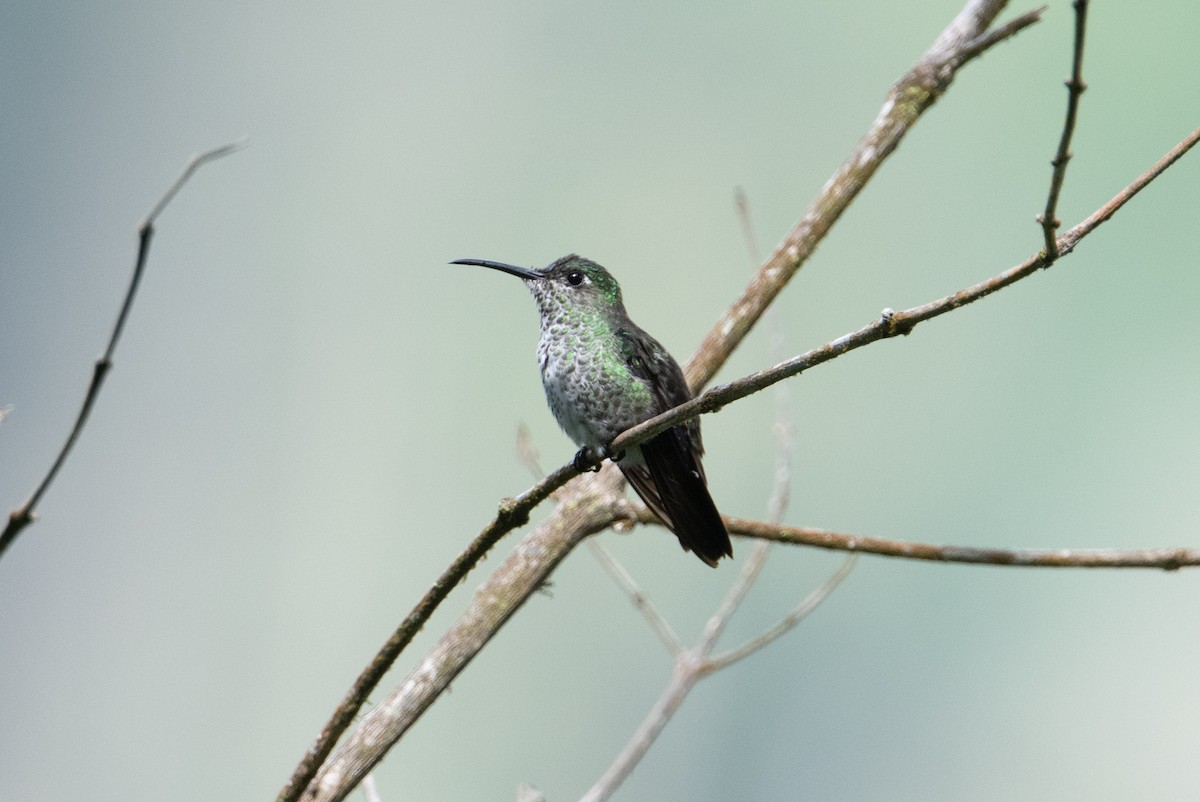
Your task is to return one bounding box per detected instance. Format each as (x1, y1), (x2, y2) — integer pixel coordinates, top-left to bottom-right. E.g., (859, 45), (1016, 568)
(705, 555), (858, 672)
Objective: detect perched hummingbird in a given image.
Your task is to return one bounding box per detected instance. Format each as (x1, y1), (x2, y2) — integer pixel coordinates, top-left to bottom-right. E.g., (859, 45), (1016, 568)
(452, 254), (732, 567)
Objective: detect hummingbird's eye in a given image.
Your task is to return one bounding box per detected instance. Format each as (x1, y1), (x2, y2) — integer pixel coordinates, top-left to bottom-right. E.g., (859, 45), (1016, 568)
(566, 270), (585, 286)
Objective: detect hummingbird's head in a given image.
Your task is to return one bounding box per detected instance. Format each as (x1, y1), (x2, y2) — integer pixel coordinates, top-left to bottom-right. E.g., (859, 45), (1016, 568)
(451, 254), (626, 323)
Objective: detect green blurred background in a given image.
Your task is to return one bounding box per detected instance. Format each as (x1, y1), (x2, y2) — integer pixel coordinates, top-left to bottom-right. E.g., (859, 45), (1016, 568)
(3, 2), (1198, 799)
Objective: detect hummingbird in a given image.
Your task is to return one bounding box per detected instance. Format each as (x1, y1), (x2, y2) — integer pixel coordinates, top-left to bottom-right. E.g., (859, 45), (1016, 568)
(452, 254), (732, 567)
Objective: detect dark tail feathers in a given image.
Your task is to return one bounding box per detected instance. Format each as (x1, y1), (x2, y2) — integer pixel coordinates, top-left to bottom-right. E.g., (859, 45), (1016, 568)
(623, 427), (732, 567)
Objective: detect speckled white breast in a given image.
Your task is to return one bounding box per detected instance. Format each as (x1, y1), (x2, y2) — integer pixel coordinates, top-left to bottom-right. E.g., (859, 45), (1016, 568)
(536, 321), (654, 450)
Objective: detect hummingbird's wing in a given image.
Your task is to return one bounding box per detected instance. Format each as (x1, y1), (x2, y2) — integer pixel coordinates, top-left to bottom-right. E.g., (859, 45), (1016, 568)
(616, 327), (732, 567)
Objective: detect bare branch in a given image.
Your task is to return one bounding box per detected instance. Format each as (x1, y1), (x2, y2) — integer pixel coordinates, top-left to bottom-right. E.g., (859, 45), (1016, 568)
(1, 141), (242, 562)
(515, 422), (544, 479)
(288, 119), (1200, 802)
(957, 5), (1047, 64)
(579, 656), (697, 802)
(276, 460), (578, 802)
(685, 1), (1043, 390)
(1056, 125), (1200, 256)
(612, 124), (1200, 459)
(301, 469), (628, 802)
(726, 517), (1200, 570)
(584, 551), (856, 801)
(1039, 0), (1089, 257)
(698, 191), (862, 664)
(588, 540), (683, 655)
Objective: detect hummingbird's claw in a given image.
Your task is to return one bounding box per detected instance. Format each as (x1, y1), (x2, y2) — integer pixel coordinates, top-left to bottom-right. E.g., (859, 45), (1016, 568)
(573, 447), (602, 473)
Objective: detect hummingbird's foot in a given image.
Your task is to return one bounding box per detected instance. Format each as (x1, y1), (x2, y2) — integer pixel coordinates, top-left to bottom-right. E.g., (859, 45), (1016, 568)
(573, 447), (602, 473)
(609, 449), (626, 463)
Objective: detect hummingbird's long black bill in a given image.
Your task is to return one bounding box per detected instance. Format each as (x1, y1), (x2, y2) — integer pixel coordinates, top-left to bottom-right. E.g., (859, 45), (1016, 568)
(450, 258), (543, 280)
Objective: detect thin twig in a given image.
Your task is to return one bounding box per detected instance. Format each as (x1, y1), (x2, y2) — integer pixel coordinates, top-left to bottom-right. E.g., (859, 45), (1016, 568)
(1039, 0), (1089, 257)
(956, 5), (1047, 64)
(0, 141), (243, 561)
(515, 422), (544, 479)
(1056, 124), (1200, 256)
(588, 540), (682, 655)
(579, 657), (697, 802)
(699, 281), (861, 669)
(582, 553), (854, 802)
(724, 517), (1200, 570)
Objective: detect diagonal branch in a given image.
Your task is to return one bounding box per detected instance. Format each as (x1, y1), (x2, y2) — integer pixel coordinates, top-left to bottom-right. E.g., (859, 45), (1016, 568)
(588, 540), (683, 655)
(275, 461), (577, 802)
(301, 468), (628, 802)
(612, 124), (1200, 458)
(685, 1), (1044, 390)
(1, 141), (242, 562)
